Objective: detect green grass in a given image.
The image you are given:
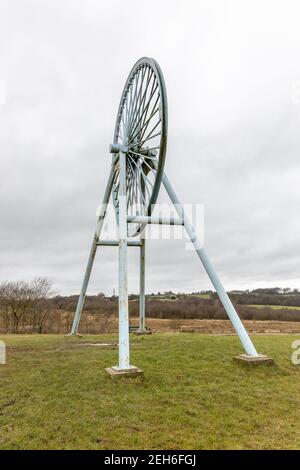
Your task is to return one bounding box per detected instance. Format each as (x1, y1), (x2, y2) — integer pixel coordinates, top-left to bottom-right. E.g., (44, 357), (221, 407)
(147, 293), (211, 301)
(249, 304), (300, 310)
(0, 333), (300, 450)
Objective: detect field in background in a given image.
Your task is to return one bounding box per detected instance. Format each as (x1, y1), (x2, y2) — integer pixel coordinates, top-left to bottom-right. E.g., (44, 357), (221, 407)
(1, 333), (300, 449)
(78, 316), (300, 335)
(2, 288), (300, 335)
(145, 318), (300, 334)
(249, 304), (300, 311)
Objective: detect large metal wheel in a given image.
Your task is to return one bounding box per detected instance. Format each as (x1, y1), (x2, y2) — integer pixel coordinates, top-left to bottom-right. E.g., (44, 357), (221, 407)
(111, 57), (168, 237)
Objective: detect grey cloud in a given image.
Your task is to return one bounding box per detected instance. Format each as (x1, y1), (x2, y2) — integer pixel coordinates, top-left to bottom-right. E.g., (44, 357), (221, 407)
(1, 0), (300, 294)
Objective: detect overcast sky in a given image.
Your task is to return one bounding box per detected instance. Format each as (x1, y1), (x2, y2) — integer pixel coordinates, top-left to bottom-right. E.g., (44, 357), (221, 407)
(1, 0), (300, 295)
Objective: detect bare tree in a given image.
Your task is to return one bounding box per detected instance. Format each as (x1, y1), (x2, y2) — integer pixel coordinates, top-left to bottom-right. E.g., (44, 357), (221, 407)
(29, 277), (52, 334)
(0, 282), (11, 332)
(0, 278), (52, 334)
(0, 281), (33, 333)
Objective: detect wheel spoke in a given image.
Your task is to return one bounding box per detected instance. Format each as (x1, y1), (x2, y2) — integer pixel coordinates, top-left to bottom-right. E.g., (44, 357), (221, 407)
(129, 155), (154, 189)
(132, 67), (153, 134)
(128, 150), (159, 161)
(134, 153), (157, 174)
(129, 80), (158, 141)
(126, 159), (136, 209)
(130, 105), (159, 143)
(127, 67), (147, 135)
(128, 159), (147, 206)
(128, 68), (154, 137)
(140, 75), (158, 127)
(128, 129), (161, 149)
(140, 95), (160, 141)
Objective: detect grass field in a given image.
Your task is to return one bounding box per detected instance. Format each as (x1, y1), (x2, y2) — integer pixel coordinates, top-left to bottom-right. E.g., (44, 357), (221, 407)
(147, 293), (211, 301)
(249, 304), (300, 310)
(0, 333), (300, 450)
(190, 294), (211, 299)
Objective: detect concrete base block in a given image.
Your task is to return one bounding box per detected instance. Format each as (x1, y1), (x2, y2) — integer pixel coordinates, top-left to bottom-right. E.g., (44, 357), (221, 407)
(105, 366), (144, 377)
(234, 354), (274, 366)
(134, 329), (152, 335)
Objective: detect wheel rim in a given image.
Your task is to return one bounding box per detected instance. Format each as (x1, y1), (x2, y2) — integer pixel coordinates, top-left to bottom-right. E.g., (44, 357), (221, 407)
(111, 57), (168, 237)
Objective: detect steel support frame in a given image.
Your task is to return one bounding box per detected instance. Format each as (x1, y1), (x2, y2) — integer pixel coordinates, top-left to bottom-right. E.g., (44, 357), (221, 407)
(139, 237), (146, 331)
(117, 149), (131, 369)
(70, 152), (141, 371)
(70, 163), (115, 335)
(162, 172), (258, 357)
(97, 240), (142, 247)
(127, 215), (184, 226)
(70, 162), (258, 360)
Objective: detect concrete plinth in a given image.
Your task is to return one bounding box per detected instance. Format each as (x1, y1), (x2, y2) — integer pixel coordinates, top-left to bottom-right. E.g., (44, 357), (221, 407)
(134, 329), (152, 335)
(234, 354), (274, 366)
(105, 366), (144, 377)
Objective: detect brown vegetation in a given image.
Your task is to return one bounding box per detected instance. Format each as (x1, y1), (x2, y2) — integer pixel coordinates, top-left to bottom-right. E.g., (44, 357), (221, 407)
(1, 285), (300, 334)
(0, 277), (52, 333)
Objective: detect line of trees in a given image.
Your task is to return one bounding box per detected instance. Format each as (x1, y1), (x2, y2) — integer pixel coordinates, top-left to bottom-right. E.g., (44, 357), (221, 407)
(0, 277), (52, 333)
(1, 281), (300, 334)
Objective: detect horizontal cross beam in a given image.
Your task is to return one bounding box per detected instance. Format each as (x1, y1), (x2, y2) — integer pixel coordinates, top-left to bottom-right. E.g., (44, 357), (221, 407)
(127, 215), (184, 225)
(97, 240), (142, 247)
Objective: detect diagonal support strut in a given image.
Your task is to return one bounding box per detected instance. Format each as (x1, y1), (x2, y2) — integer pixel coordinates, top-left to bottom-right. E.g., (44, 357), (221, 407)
(162, 172), (258, 357)
(69, 163), (115, 336)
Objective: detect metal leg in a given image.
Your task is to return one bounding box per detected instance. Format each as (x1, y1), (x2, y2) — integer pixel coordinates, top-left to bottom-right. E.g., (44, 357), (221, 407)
(118, 150), (130, 369)
(70, 164), (115, 335)
(139, 237), (146, 331)
(162, 172), (258, 357)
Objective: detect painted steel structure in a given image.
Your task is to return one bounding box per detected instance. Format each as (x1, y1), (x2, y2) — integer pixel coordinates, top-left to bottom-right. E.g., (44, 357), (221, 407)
(70, 57), (259, 372)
